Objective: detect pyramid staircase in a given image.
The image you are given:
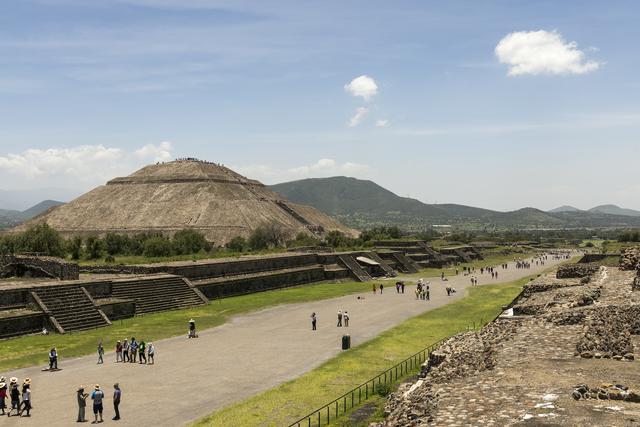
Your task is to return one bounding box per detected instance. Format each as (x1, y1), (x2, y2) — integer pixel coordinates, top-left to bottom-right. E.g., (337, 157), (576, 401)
(31, 285), (111, 333)
(338, 255), (372, 282)
(454, 249), (473, 263)
(416, 241), (446, 262)
(391, 253), (420, 274)
(111, 275), (208, 315)
(366, 252), (396, 276)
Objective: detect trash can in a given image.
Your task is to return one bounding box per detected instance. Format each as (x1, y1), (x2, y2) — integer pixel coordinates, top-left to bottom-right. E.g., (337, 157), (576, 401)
(342, 334), (351, 350)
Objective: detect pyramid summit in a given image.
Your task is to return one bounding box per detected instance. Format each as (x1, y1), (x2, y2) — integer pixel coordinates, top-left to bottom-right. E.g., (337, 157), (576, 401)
(14, 158), (357, 243)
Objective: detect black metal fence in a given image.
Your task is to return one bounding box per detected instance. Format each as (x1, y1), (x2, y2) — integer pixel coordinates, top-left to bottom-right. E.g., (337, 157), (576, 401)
(288, 319), (488, 427)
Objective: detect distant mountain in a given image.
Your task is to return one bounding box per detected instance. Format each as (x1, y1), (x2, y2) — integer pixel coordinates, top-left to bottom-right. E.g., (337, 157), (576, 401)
(589, 204), (640, 217)
(270, 176), (640, 230)
(0, 200), (65, 229)
(548, 205), (583, 213)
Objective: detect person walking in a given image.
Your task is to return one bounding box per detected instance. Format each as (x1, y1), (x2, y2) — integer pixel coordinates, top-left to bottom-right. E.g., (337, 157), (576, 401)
(401, 282), (405, 293)
(129, 338), (137, 363)
(49, 347), (58, 370)
(19, 378), (31, 417)
(311, 312), (317, 330)
(122, 339), (129, 363)
(112, 384), (121, 421)
(379, 284), (383, 294)
(138, 340), (147, 364)
(97, 342), (105, 364)
(77, 385), (88, 423)
(188, 319), (197, 338)
(91, 384), (104, 424)
(8, 378), (20, 417)
(372, 284), (376, 295)
(343, 311), (349, 327)
(115, 341), (123, 363)
(337, 311), (343, 327)
(0, 379), (7, 416)
(147, 342), (155, 365)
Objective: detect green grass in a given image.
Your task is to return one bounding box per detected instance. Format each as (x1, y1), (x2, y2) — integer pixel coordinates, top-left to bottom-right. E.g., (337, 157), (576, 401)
(0, 280), (372, 372)
(192, 276), (533, 427)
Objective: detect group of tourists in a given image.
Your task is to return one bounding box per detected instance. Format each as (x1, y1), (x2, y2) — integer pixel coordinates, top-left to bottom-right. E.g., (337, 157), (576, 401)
(77, 383), (122, 423)
(372, 283), (384, 294)
(515, 260), (531, 269)
(336, 310), (350, 327)
(416, 279), (430, 300)
(0, 376), (31, 417)
(113, 338), (155, 365)
(395, 281), (406, 293)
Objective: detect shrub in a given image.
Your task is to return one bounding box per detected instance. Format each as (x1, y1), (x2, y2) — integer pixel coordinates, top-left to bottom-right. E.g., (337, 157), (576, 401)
(104, 255), (116, 263)
(375, 383), (391, 397)
(226, 236), (247, 252)
(143, 236), (173, 257)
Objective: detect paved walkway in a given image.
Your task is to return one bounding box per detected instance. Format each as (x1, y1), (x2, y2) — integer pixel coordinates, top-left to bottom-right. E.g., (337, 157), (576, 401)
(1, 254), (571, 426)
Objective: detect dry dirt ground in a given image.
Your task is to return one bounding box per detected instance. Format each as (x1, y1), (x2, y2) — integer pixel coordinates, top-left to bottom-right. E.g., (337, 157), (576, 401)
(378, 265), (640, 426)
(0, 256), (565, 427)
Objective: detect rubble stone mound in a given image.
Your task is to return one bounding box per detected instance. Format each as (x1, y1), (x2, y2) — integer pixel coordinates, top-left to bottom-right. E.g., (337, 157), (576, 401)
(11, 159), (357, 244)
(620, 247), (640, 271)
(556, 263), (599, 279)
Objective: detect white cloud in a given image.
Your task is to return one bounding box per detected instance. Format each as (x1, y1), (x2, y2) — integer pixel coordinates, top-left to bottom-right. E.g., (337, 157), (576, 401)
(375, 119), (390, 128)
(349, 107), (370, 127)
(134, 141), (173, 162)
(344, 75), (378, 100)
(235, 158), (370, 184)
(495, 30), (600, 76)
(0, 142), (174, 189)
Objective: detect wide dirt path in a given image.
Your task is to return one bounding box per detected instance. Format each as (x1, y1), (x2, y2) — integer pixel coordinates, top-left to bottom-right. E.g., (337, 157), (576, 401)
(2, 255), (569, 426)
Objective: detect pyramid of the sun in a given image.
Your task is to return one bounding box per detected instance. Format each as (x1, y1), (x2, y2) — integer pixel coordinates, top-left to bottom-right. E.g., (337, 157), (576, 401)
(15, 159), (357, 244)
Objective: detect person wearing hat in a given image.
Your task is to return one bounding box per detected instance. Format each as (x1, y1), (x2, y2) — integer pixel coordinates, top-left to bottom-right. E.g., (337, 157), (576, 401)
(129, 337), (138, 363)
(115, 340), (123, 363)
(138, 340), (146, 364)
(77, 385), (89, 422)
(91, 384), (104, 424)
(112, 383), (121, 421)
(19, 378), (31, 417)
(8, 377), (20, 417)
(0, 378), (7, 415)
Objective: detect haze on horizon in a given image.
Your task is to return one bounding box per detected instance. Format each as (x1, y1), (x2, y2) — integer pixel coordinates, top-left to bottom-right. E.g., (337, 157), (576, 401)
(1, 0), (639, 212)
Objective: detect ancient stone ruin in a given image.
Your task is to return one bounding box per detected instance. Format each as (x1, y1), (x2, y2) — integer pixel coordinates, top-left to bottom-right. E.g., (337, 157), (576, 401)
(375, 252), (640, 426)
(11, 159), (357, 244)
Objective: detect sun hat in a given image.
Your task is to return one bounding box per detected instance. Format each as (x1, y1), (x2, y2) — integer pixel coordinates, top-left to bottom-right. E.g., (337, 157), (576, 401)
(94, 384), (100, 390)
(10, 377), (18, 384)
(189, 319), (195, 323)
(0, 382), (6, 388)
(78, 385), (85, 391)
(23, 378), (31, 385)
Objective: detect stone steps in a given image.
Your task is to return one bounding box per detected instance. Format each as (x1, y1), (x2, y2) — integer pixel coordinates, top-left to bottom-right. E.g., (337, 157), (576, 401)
(32, 285), (109, 332)
(111, 276), (205, 315)
(338, 255), (372, 282)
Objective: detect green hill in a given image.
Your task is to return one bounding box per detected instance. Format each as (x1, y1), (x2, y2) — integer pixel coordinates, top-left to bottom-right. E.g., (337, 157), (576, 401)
(270, 177), (640, 230)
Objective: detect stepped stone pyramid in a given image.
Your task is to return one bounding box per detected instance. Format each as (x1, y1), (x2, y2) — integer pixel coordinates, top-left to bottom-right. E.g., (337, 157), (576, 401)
(15, 159), (357, 244)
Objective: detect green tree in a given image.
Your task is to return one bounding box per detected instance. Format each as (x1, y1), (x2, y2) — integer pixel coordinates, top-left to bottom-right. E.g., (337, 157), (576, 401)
(67, 236), (83, 260)
(248, 224), (289, 250)
(85, 235), (104, 259)
(226, 236), (247, 252)
(143, 236), (173, 257)
(18, 223), (65, 257)
(172, 229), (208, 255)
(104, 233), (129, 255)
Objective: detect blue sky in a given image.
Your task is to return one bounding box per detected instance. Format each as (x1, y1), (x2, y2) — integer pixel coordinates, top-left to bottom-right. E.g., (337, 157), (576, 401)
(1, 0), (639, 211)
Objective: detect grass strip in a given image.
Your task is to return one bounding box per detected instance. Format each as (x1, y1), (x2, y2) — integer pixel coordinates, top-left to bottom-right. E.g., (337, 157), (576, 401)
(192, 276), (532, 427)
